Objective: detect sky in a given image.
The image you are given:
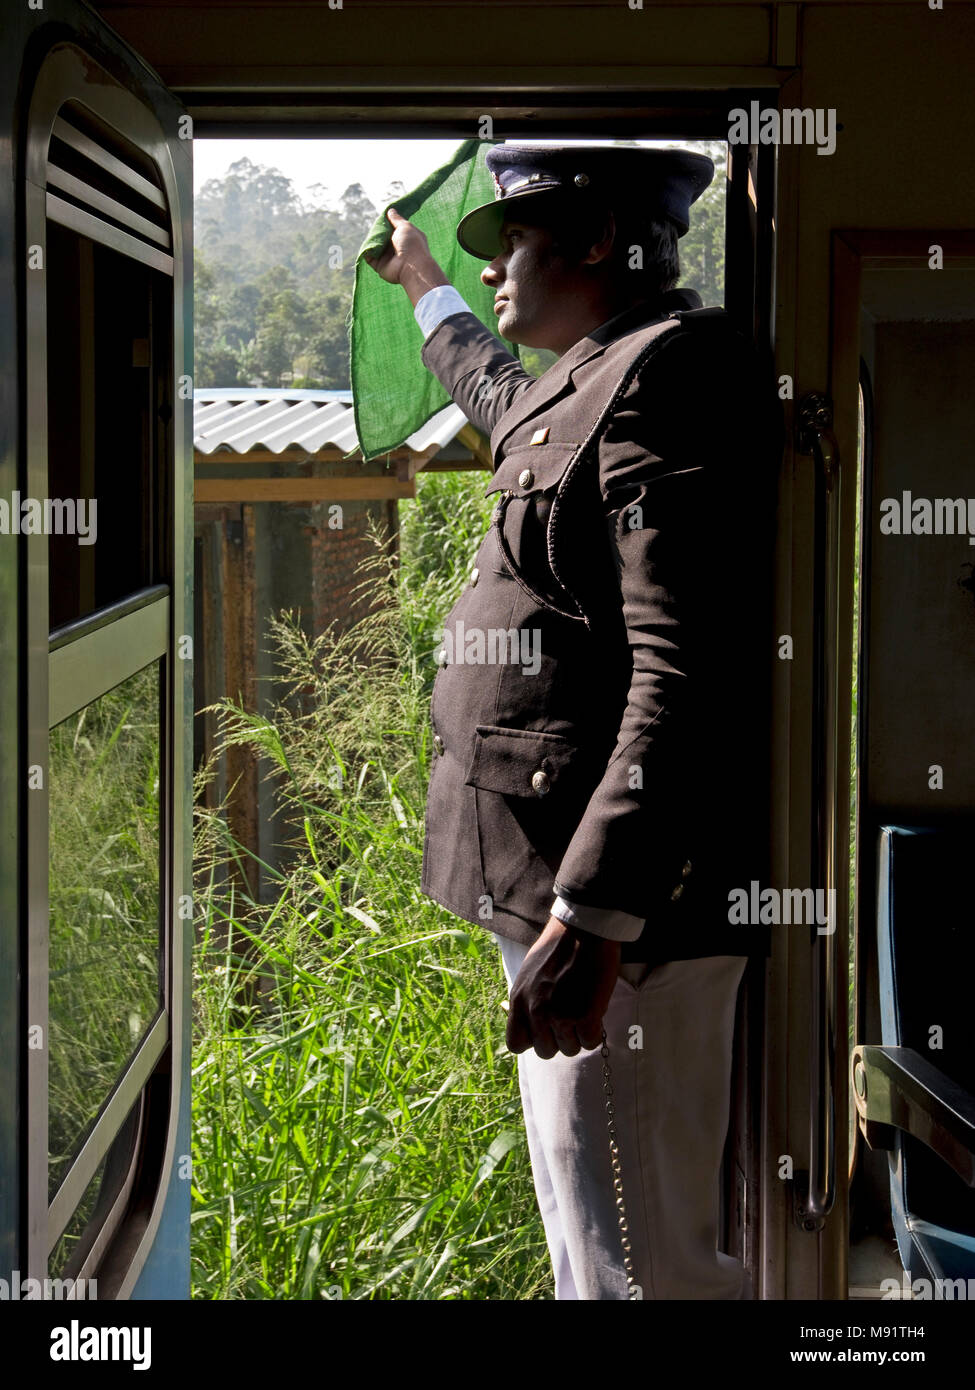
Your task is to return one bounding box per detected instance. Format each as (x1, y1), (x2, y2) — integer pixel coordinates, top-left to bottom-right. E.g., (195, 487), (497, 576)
(193, 137), (698, 210)
(193, 138), (459, 208)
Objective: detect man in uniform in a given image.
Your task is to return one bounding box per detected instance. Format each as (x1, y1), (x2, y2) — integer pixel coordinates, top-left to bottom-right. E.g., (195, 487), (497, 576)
(368, 143), (779, 1300)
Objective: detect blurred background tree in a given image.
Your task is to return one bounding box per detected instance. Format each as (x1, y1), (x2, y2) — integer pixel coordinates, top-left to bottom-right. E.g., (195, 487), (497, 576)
(194, 157), (372, 388)
(670, 137), (727, 307)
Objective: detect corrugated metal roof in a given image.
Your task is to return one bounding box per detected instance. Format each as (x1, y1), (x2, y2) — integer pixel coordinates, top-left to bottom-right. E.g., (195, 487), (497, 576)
(194, 389), (470, 460)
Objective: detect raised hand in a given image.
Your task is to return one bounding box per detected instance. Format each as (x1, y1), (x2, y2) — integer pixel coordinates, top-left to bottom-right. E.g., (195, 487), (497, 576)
(364, 207), (450, 304)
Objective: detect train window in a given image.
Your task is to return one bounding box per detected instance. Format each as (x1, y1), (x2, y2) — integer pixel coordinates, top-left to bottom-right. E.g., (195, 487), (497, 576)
(23, 55), (184, 1288)
(44, 102), (173, 633)
(47, 1100), (143, 1282)
(46, 224), (160, 630)
(47, 659), (163, 1200)
(49, 1153), (111, 1277)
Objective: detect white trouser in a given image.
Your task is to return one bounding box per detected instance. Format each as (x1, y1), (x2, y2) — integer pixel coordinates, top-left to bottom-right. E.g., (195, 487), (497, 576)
(494, 932), (748, 1301)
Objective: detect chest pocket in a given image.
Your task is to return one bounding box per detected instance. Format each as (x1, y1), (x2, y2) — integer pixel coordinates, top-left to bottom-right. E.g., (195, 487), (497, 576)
(485, 443), (581, 616)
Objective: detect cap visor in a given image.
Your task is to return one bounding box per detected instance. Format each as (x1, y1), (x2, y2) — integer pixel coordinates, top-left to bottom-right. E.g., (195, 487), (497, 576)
(456, 187), (571, 259)
(456, 200), (506, 260)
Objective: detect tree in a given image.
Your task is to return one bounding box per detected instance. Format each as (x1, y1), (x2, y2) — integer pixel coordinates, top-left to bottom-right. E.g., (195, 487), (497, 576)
(194, 163), (379, 387)
(223, 283), (262, 352)
(196, 342), (245, 388)
(339, 183), (377, 237)
(304, 292), (351, 389)
(671, 138), (726, 307)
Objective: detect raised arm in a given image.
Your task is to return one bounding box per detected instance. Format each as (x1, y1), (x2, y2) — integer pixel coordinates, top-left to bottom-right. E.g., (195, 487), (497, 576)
(365, 208), (536, 439)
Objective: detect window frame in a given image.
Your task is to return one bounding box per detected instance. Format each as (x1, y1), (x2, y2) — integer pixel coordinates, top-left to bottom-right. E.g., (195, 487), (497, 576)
(23, 40), (191, 1290)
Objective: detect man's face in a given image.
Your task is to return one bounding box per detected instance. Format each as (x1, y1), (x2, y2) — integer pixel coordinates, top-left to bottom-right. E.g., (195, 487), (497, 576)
(479, 217), (583, 353)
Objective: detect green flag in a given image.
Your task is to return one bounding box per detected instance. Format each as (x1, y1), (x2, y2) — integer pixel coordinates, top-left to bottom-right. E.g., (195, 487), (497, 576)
(350, 140), (516, 461)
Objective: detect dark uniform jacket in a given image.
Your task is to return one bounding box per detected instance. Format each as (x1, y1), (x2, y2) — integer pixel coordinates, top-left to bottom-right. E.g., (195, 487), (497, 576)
(419, 287), (781, 963)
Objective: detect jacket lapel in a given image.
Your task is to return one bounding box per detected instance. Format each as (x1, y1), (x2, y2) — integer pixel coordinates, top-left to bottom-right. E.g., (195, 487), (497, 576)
(488, 288), (703, 461)
(488, 336), (601, 460)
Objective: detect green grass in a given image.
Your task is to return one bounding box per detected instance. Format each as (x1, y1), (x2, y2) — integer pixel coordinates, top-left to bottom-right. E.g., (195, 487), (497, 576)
(48, 663), (161, 1206)
(191, 470), (552, 1299)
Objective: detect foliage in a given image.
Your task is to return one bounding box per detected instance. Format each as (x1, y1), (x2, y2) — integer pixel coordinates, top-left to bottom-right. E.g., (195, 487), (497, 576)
(667, 137), (727, 308)
(47, 665), (161, 1270)
(194, 157), (375, 388)
(191, 470), (548, 1299)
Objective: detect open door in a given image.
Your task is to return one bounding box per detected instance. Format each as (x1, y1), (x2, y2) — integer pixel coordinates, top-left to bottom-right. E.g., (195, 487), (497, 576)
(1, 2), (193, 1298)
(836, 232), (975, 1297)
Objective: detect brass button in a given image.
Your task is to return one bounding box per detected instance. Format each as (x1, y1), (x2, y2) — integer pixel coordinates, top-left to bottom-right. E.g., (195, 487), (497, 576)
(670, 883), (684, 902)
(531, 769), (550, 796)
(681, 859), (693, 880)
(470, 567), (479, 587)
(433, 734), (444, 756)
(518, 468), (534, 489)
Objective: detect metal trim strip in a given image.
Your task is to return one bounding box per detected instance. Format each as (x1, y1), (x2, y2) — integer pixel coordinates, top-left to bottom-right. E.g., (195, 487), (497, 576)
(47, 1014), (167, 1254)
(49, 583), (170, 653)
(45, 191), (174, 275)
(49, 594), (169, 727)
(52, 115), (167, 211)
(47, 163), (171, 248)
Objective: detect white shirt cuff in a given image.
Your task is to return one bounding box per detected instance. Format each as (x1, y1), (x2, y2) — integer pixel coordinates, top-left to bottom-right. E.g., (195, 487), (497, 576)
(413, 284), (472, 337)
(550, 895), (646, 943)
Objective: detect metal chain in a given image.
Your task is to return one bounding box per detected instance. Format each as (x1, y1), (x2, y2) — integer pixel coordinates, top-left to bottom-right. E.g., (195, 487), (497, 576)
(600, 1027), (639, 1298)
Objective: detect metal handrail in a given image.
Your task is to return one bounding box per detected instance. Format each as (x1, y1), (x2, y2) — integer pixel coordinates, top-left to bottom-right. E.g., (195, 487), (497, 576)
(796, 392), (841, 1231)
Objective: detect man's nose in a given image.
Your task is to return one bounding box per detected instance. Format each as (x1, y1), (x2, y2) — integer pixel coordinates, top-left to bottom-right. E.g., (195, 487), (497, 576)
(481, 257), (504, 288)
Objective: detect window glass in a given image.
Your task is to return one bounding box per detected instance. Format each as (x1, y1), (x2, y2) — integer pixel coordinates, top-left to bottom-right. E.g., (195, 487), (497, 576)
(48, 660), (162, 1199)
(48, 1151), (109, 1278)
(46, 222), (162, 631)
(48, 1100), (142, 1279)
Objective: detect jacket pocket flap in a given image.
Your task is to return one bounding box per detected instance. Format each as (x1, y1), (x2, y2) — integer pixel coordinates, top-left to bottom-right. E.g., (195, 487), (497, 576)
(485, 443), (579, 500)
(464, 725), (578, 797)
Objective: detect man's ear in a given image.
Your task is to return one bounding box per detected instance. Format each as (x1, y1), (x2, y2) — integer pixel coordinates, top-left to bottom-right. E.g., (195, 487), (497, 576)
(581, 211), (616, 267)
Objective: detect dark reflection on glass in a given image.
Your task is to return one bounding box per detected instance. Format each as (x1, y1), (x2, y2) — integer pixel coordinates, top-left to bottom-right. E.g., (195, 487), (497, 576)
(48, 661), (162, 1200)
(46, 222), (160, 632)
(49, 1099), (142, 1281)
(48, 1152), (108, 1280)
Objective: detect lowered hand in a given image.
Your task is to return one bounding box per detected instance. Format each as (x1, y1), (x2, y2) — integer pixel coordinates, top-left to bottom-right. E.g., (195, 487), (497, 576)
(506, 916), (621, 1059)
